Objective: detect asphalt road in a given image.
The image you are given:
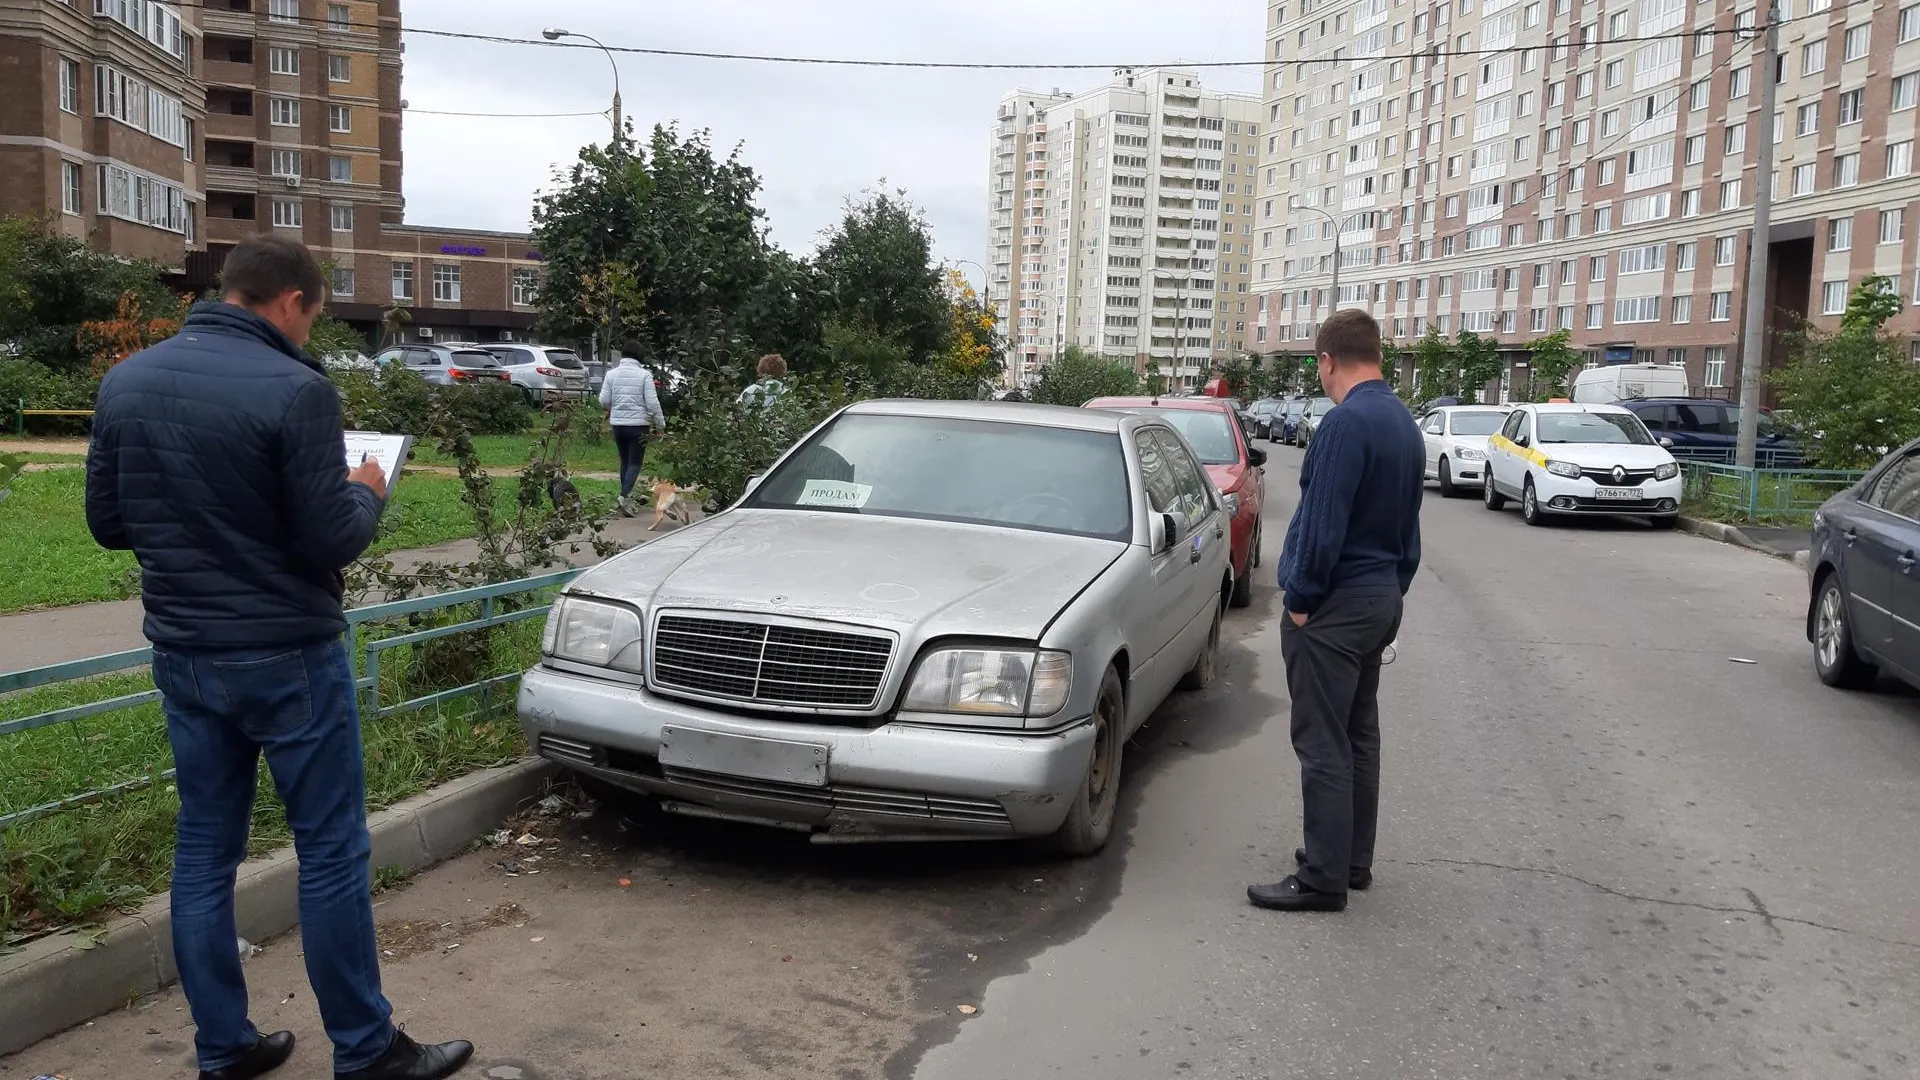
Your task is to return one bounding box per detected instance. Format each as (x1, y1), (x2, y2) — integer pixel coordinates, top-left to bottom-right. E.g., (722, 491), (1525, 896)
(10, 444), (1918, 1080)
(913, 445), (1920, 1080)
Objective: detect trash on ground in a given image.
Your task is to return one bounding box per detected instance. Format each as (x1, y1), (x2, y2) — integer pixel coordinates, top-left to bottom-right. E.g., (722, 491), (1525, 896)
(957, 1004), (978, 1015)
(1729, 657), (1757, 665)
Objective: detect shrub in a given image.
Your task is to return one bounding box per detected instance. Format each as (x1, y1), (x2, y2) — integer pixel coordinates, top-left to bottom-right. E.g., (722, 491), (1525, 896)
(0, 358), (97, 434)
(333, 365), (529, 438)
(440, 380), (532, 436)
(654, 373), (856, 511)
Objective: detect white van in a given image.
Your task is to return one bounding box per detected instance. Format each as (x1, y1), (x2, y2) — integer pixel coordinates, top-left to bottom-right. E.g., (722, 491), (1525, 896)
(1570, 363), (1690, 404)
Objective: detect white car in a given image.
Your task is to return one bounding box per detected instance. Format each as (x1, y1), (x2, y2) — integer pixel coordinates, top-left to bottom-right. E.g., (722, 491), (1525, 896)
(1419, 405), (1511, 497)
(1481, 403), (1683, 527)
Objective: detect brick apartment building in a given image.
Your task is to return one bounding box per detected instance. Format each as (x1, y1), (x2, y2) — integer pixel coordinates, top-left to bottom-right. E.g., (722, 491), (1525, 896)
(0, 0), (543, 349)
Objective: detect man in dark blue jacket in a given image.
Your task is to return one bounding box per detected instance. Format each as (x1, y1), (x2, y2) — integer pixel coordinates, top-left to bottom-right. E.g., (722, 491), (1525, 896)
(87, 235), (472, 1080)
(1250, 308), (1424, 913)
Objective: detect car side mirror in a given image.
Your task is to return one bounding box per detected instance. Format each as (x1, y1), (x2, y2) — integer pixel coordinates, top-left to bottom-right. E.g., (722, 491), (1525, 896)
(1514, 433), (1530, 448)
(1248, 446), (1268, 468)
(1658, 437), (1674, 448)
(1149, 512), (1178, 553)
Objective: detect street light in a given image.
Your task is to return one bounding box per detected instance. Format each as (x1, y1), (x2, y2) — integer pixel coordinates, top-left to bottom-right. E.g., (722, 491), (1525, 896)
(542, 28), (622, 140)
(1288, 196), (1342, 316)
(1152, 270), (1192, 388)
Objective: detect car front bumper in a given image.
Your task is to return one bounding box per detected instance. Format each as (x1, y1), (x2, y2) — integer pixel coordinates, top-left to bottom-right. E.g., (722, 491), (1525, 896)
(1447, 456), (1486, 484)
(1531, 472), (1684, 515)
(517, 665), (1096, 841)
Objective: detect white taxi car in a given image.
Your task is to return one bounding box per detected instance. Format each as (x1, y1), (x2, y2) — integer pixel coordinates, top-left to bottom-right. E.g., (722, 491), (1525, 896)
(1419, 405), (1511, 497)
(1482, 403), (1683, 527)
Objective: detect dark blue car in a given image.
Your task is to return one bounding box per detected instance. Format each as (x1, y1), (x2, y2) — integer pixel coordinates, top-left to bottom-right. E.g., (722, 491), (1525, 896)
(1615, 398), (1805, 467)
(1808, 438), (1920, 689)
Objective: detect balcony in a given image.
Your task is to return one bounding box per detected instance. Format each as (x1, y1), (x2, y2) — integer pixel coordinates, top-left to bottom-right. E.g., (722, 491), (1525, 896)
(201, 8), (258, 36)
(205, 111), (258, 141)
(205, 165), (260, 192)
(201, 58), (256, 88)
(204, 215), (260, 245)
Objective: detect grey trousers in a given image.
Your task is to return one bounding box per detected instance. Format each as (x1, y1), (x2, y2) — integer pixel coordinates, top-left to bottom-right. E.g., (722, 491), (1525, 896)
(1279, 589), (1404, 894)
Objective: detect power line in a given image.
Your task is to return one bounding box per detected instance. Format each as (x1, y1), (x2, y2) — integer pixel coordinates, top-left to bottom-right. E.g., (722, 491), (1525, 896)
(404, 107), (609, 118)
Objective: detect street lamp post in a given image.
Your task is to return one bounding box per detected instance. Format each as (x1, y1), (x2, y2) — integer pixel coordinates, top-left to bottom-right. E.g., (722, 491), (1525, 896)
(542, 28), (622, 140)
(1288, 196), (1342, 316)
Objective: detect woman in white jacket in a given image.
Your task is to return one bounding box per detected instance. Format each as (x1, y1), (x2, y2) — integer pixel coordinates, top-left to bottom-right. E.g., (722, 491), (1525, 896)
(597, 349), (667, 515)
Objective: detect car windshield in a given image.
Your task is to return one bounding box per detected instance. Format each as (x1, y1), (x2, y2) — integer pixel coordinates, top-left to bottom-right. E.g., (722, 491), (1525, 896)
(1101, 408), (1239, 465)
(1537, 411), (1654, 445)
(1284, 401), (1306, 416)
(1252, 401), (1279, 417)
(451, 350), (500, 368)
(1310, 397), (1334, 413)
(1448, 410), (1507, 436)
(746, 413), (1133, 541)
(543, 350), (585, 370)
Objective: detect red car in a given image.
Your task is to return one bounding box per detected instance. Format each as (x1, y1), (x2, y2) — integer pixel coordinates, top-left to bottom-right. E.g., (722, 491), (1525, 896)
(1084, 395), (1267, 608)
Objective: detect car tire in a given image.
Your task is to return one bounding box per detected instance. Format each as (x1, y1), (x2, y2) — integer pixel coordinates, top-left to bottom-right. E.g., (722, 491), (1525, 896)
(1482, 470), (1508, 510)
(1048, 666), (1126, 857)
(1521, 478), (1549, 526)
(1438, 457), (1457, 498)
(521, 386), (540, 408)
(1179, 596), (1223, 691)
(1230, 554), (1254, 608)
(1251, 522), (1262, 569)
(1814, 576), (1878, 690)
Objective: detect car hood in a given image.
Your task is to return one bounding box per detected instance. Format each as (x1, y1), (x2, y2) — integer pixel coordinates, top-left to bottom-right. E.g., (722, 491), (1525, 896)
(1537, 442), (1675, 468)
(1447, 434), (1492, 452)
(568, 509), (1128, 640)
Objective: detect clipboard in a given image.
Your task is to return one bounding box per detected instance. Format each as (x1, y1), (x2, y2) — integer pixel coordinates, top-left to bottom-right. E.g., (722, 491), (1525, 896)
(343, 431), (412, 490)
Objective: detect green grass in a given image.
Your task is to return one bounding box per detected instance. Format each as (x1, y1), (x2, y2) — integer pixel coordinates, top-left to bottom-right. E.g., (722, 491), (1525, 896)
(409, 424), (621, 475)
(1682, 467), (1860, 526)
(0, 471), (617, 614)
(0, 617), (547, 942)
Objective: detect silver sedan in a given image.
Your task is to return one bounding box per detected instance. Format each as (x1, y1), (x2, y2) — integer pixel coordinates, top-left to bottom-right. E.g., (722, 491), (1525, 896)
(517, 399), (1233, 855)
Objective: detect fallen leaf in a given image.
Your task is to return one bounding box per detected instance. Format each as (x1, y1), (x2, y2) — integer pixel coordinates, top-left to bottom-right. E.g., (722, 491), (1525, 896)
(617, 878), (632, 888)
(957, 1005), (978, 1015)
(529, 936), (545, 943)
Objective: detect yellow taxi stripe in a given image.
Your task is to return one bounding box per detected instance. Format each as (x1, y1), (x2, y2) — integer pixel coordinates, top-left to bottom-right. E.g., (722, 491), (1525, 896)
(1488, 433), (1549, 467)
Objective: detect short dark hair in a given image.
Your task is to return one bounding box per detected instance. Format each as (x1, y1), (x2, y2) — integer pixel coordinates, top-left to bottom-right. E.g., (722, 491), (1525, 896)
(221, 234), (327, 310)
(1315, 309), (1382, 366)
(621, 339), (648, 361)
(757, 353), (788, 378)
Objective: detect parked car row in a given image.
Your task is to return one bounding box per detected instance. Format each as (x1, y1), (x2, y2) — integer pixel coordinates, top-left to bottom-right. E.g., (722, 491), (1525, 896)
(518, 396), (1263, 858)
(1807, 438), (1920, 696)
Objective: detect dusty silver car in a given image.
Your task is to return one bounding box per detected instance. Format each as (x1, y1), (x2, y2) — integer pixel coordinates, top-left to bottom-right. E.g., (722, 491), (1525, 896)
(517, 399), (1233, 855)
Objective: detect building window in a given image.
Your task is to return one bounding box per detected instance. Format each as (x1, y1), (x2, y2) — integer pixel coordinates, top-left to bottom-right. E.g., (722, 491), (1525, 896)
(271, 197), (302, 228)
(268, 0), (300, 24)
(1614, 295), (1659, 323)
(1844, 23), (1870, 62)
(1897, 72), (1920, 111)
(1724, 123), (1747, 155)
(1904, 4), (1920, 42)
(270, 46), (299, 75)
(328, 55), (351, 82)
(1830, 216), (1853, 251)
(1720, 179), (1743, 209)
(58, 59), (80, 114)
(327, 3), (350, 30)
(269, 148), (300, 177)
(1835, 152), (1861, 187)
(330, 267), (355, 297)
(60, 161), (82, 215)
(432, 263), (461, 303)
(1683, 134), (1705, 164)
(1666, 348), (1688, 368)
(1794, 163), (1817, 196)
(1714, 235), (1737, 265)
(330, 203), (353, 232)
(1690, 78), (1710, 110)
(329, 154), (352, 182)
(1822, 280), (1849, 315)
(1672, 295), (1692, 323)
(1804, 40), (1827, 75)
(1681, 188), (1701, 217)
(391, 260), (414, 301)
(1838, 89), (1865, 125)
(1729, 66), (1751, 98)
(1586, 302), (1604, 329)
(1704, 347), (1727, 387)
(95, 163), (188, 233)
(1889, 141), (1915, 178)
(1797, 102), (1819, 137)
(1883, 209), (1905, 244)
(512, 267), (540, 306)
(1709, 291), (1733, 321)
(270, 97), (300, 126)
(329, 105), (351, 133)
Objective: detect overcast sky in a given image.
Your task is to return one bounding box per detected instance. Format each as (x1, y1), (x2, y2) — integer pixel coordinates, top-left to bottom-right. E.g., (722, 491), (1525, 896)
(395, 0), (1263, 285)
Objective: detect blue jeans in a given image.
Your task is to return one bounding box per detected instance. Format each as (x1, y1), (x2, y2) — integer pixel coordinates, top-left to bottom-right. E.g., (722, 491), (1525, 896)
(152, 639), (396, 1074)
(612, 424), (649, 498)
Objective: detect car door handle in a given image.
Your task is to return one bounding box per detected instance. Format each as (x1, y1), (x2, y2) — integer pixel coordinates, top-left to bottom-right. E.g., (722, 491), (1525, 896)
(1844, 528), (1858, 547)
(1189, 544), (1203, 564)
(1902, 553), (1916, 572)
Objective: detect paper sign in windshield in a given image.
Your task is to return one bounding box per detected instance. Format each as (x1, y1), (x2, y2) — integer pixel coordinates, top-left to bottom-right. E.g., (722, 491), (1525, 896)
(797, 480), (873, 509)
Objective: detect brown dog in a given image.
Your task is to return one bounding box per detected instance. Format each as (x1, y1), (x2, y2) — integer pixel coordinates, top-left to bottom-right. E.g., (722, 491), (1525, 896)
(648, 480), (694, 531)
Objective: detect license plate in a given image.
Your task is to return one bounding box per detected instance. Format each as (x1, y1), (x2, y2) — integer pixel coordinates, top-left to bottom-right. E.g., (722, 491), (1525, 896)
(658, 726), (829, 787)
(1592, 486), (1644, 500)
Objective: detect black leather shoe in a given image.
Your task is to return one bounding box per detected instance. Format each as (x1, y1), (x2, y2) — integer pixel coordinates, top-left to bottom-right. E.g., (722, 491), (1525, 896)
(1295, 847), (1372, 891)
(337, 1031), (474, 1080)
(200, 1030), (295, 1080)
(1247, 874), (1347, 911)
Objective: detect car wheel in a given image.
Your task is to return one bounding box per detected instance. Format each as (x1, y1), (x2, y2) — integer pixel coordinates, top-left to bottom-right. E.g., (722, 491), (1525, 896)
(1179, 596), (1223, 691)
(521, 386), (540, 408)
(1521, 478), (1549, 526)
(1048, 666), (1126, 856)
(1251, 522), (1262, 569)
(1483, 470), (1507, 510)
(1438, 456), (1457, 498)
(1230, 552), (1254, 609)
(1814, 576), (1878, 689)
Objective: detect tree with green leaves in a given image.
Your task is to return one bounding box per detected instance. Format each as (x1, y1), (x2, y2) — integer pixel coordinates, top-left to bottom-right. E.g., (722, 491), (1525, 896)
(1772, 275), (1920, 469)
(1525, 328), (1581, 401)
(0, 216), (177, 374)
(1028, 346), (1143, 406)
(813, 187), (953, 368)
(1455, 330), (1503, 404)
(1411, 328), (1458, 401)
(1212, 353), (1254, 401)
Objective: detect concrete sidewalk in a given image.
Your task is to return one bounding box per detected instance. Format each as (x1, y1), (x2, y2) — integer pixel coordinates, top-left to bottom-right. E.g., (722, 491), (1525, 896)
(0, 511), (692, 675)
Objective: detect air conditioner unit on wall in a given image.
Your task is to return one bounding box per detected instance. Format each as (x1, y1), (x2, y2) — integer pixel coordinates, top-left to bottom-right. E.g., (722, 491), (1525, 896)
(417, 327), (433, 339)
(499, 330), (515, 341)
(284, 176), (300, 189)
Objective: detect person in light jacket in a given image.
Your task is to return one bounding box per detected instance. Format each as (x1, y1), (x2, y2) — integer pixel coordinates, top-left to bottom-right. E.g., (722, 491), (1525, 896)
(598, 346), (668, 515)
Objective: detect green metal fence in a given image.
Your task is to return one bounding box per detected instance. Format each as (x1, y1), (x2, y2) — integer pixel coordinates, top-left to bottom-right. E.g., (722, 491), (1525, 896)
(1680, 462), (1864, 523)
(0, 568), (582, 830)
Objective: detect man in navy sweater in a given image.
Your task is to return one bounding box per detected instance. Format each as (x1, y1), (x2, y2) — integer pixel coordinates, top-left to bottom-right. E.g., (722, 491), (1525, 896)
(1249, 309), (1424, 913)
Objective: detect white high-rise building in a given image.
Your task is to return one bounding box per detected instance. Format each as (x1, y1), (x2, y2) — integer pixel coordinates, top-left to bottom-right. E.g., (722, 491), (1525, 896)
(988, 69), (1264, 388)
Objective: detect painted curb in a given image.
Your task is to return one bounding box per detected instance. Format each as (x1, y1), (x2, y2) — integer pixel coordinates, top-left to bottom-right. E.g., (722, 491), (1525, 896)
(0, 757), (557, 1057)
(1676, 516), (1806, 566)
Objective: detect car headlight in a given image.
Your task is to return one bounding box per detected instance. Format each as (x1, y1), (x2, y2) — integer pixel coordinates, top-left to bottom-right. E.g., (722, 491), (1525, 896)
(542, 595), (645, 675)
(901, 648), (1073, 719)
(1653, 461), (1680, 481)
(1223, 491), (1242, 518)
(1454, 446), (1486, 461)
(1546, 460), (1583, 479)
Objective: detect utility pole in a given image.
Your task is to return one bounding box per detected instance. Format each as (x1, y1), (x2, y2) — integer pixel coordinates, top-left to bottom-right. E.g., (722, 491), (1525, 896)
(1735, 1), (1780, 469)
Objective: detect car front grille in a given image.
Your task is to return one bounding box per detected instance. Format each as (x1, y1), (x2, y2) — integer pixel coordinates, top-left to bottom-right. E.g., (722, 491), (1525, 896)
(650, 614), (893, 709)
(1579, 467), (1660, 485)
(660, 766), (1013, 827)
(537, 733), (602, 767)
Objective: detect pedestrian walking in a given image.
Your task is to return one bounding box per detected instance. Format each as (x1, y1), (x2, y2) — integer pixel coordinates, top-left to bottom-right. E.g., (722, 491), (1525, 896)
(84, 235), (474, 1080)
(599, 344), (668, 516)
(1249, 308), (1424, 913)
(736, 353), (790, 410)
